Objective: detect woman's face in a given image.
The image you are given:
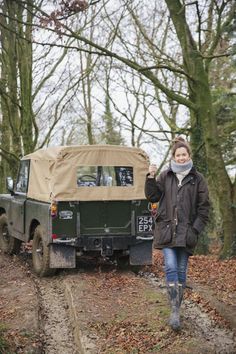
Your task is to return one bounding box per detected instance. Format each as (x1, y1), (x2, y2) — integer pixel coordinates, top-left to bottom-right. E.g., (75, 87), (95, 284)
(174, 147), (190, 164)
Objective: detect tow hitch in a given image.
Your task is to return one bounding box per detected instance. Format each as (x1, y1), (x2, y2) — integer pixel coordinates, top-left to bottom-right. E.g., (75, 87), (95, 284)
(101, 238), (113, 256)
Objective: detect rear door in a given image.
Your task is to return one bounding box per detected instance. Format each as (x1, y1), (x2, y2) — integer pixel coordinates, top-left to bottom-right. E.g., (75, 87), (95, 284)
(79, 200), (132, 236)
(77, 165), (152, 239)
(77, 165), (134, 237)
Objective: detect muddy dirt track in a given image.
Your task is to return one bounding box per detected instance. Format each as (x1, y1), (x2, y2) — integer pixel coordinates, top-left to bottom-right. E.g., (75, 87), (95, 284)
(0, 251), (235, 354)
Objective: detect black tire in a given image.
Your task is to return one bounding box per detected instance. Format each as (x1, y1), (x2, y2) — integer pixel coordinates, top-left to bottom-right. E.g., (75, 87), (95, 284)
(116, 255), (142, 273)
(32, 225), (55, 277)
(116, 254), (130, 269)
(0, 214), (22, 254)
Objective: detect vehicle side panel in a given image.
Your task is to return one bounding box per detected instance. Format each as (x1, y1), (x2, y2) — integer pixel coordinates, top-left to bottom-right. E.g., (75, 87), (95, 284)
(0, 194), (12, 217)
(0, 194), (26, 240)
(0, 196), (51, 243)
(25, 200), (51, 243)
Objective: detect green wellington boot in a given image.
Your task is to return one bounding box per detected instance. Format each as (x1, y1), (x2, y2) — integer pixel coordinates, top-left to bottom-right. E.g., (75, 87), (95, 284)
(167, 282), (181, 331)
(178, 283), (185, 307)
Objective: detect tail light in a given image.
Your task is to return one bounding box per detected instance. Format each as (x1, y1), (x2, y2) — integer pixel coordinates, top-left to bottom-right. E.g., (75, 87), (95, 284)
(50, 201), (58, 218)
(151, 203), (158, 210)
(149, 202), (158, 217)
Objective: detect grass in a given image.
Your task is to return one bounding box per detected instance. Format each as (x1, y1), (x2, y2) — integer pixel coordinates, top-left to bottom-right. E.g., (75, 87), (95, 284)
(0, 323), (10, 353)
(143, 288), (170, 323)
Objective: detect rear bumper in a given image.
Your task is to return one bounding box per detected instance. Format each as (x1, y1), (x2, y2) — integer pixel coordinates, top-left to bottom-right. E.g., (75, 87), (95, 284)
(52, 234), (153, 255)
(50, 234), (153, 267)
(78, 234), (136, 251)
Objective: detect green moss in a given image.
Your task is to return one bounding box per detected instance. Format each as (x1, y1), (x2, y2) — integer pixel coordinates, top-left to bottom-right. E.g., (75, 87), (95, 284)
(149, 343), (162, 351)
(144, 289), (164, 302)
(20, 330), (34, 338)
(0, 323), (10, 353)
(143, 289), (170, 318)
(113, 312), (129, 322)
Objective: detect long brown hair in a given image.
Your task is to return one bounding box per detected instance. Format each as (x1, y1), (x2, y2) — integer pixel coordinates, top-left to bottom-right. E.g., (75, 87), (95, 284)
(171, 137), (191, 157)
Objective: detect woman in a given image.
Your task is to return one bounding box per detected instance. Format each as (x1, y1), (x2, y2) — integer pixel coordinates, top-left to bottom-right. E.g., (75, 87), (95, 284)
(145, 137), (210, 331)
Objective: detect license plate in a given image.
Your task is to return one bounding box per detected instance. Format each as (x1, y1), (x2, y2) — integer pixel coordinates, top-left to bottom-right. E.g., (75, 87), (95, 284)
(137, 216), (153, 233)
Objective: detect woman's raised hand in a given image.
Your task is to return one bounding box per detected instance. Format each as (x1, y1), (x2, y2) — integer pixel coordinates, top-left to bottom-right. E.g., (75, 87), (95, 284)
(148, 164), (157, 177)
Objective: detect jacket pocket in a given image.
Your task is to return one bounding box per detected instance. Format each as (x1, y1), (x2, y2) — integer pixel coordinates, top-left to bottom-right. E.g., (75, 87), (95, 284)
(186, 225), (198, 248)
(154, 220), (172, 246)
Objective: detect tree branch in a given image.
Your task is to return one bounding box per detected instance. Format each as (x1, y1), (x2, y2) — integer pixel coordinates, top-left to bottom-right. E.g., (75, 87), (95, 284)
(205, 2), (236, 66)
(139, 64), (194, 81)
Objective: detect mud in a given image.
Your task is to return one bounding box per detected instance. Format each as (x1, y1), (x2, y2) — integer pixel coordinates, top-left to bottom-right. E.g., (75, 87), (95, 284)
(0, 252), (235, 353)
(36, 277), (80, 354)
(144, 273), (236, 354)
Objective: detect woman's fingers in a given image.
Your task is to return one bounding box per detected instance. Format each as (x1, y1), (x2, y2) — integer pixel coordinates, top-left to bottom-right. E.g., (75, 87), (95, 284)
(149, 164), (157, 175)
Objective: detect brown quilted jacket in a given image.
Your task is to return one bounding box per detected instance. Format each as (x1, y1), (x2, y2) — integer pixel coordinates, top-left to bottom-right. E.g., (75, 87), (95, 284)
(145, 167), (210, 254)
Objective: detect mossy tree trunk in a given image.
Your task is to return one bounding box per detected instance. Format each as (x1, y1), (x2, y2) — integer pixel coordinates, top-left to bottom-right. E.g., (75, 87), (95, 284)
(0, 14), (10, 192)
(0, 0), (21, 185)
(188, 106), (209, 254)
(16, 0), (37, 154)
(165, 0), (236, 257)
(0, 0), (36, 189)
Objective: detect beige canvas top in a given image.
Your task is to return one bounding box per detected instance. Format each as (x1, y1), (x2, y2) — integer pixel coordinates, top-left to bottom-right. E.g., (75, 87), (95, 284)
(22, 145), (150, 202)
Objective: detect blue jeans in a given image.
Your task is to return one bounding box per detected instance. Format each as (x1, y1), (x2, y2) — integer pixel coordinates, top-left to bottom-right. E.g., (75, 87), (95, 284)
(162, 247), (189, 285)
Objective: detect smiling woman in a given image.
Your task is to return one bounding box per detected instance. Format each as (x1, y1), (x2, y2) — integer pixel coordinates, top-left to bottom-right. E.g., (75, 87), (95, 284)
(145, 136), (210, 331)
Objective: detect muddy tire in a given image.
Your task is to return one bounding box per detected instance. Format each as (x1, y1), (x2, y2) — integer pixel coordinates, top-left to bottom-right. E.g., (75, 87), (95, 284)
(32, 225), (55, 277)
(116, 255), (130, 269)
(0, 214), (22, 254)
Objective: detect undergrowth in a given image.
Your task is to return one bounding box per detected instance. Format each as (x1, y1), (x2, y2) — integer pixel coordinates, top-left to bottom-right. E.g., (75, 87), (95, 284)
(0, 323), (10, 353)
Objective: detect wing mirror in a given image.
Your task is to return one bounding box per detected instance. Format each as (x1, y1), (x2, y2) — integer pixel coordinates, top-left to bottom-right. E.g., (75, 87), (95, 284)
(6, 177), (14, 193)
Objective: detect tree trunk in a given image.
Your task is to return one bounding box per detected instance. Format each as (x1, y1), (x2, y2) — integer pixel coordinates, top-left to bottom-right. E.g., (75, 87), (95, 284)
(0, 0), (21, 180)
(189, 109), (209, 254)
(192, 55), (236, 258)
(16, 0), (35, 154)
(0, 0), (35, 181)
(165, 0), (236, 257)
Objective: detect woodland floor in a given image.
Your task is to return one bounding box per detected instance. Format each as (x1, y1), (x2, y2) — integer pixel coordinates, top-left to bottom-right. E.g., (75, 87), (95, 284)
(0, 244), (235, 354)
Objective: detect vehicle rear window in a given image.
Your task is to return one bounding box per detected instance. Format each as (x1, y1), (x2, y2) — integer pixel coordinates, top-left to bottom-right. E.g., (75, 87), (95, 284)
(77, 166), (133, 187)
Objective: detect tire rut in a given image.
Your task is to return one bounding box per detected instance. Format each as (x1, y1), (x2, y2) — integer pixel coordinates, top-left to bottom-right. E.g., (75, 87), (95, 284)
(35, 276), (80, 354)
(183, 300), (235, 354)
(142, 272), (236, 354)
(10, 255), (235, 354)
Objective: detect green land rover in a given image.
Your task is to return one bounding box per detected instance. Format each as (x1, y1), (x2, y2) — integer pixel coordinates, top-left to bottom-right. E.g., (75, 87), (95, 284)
(0, 145), (153, 276)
